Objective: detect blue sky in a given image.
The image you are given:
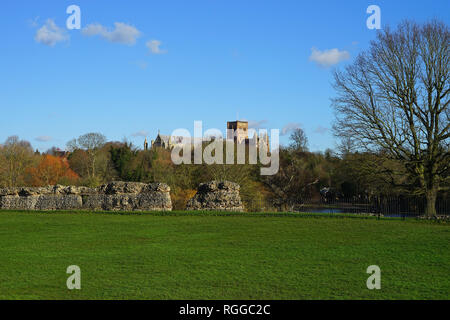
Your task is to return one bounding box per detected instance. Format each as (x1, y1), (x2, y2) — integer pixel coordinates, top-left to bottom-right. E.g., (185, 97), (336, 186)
(0, 0), (449, 152)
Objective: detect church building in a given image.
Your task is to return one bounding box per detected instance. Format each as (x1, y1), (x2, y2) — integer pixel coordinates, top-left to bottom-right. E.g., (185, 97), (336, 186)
(147, 120), (269, 150)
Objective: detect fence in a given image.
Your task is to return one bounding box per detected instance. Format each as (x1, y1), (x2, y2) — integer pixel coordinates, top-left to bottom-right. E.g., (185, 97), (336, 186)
(242, 196), (450, 217)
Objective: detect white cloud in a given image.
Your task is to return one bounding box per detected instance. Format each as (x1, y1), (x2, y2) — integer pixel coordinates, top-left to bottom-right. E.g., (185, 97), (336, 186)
(248, 120), (268, 129)
(309, 47), (350, 67)
(132, 130), (149, 137)
(34, 19), (69, 46)
(313, 125), (329, 134)
(28, 16), (40, 28)
(82, 22), (141, 45)
(146, 40), (167, 54)
(35, 136), (52, 142)
(134, 61), (148, 70)
(281, 122), (301, 136)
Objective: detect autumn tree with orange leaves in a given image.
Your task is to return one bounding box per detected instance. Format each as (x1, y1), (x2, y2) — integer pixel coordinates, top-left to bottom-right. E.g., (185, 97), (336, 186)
(26, 155), (79, 187)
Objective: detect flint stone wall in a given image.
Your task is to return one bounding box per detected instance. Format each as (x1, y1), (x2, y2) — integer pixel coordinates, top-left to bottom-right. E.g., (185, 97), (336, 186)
(0, 182), (172, 211)
(186, 181), (244, 212)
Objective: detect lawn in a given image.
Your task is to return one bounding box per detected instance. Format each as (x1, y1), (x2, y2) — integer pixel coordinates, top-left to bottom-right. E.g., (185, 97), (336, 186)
(0, 211), (448, 300)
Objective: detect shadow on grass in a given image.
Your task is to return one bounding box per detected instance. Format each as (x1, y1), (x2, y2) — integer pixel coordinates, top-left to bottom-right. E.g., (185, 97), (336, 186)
(0, 209), (447, 224)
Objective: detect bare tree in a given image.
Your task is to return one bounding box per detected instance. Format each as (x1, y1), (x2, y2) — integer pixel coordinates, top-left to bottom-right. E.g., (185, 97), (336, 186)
(67, 133), (106, 179)
(289, 128), (308, 152)
(332, 20), (449, 216)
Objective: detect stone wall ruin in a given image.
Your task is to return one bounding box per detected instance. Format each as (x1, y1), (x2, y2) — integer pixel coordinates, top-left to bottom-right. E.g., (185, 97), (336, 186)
(0, 182), (172, 211)
(186, 181), (244, 212)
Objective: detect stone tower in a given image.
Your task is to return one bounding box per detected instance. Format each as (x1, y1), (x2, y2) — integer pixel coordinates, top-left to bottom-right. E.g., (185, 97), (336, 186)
(144, 137), (148, 151)
(227, 120), (249, 143)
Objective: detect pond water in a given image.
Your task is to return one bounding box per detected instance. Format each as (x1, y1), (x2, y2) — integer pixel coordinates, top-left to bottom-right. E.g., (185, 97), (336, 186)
(295, 207), (417, 218)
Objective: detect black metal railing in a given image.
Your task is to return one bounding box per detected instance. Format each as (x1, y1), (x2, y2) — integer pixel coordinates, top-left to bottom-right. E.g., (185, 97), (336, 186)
(242, 196), (450, 217)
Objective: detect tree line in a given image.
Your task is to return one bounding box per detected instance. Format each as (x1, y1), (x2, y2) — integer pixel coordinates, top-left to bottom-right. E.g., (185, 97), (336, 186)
(0, 20), (448, 215)
(0, 127), (448, 213)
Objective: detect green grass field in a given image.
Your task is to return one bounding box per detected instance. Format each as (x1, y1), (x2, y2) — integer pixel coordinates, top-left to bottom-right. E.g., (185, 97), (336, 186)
(0, 211), (448, 300)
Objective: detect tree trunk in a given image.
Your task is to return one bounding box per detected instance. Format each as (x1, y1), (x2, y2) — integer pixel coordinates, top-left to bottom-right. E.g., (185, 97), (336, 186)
(425, 188), (437, 216)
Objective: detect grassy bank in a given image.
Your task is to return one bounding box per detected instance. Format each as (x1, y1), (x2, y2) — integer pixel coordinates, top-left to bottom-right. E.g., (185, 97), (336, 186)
(0, 211), (448, 299)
